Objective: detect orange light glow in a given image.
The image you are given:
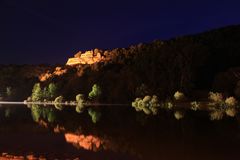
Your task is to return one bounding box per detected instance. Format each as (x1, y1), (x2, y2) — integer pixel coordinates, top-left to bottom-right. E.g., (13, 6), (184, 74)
(64, 133), (102, 151)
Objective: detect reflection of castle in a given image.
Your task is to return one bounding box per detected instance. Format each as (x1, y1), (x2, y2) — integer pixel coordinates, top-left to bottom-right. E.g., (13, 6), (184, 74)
(65, 133), (102, 151)
(66, 50), (102, 66)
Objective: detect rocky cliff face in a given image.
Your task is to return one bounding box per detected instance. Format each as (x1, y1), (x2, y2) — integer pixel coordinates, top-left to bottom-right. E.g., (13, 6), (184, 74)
(39, 67), (67, 82)
(66, 49), (104, 65)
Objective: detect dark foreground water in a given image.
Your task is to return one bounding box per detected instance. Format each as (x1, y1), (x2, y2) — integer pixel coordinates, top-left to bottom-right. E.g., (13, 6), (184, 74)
(0, 104), (240, 160)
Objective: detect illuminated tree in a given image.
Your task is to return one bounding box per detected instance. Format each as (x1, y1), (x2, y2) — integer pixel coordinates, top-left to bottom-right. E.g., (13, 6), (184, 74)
(31, 83), (42, 101)
(54, 96), (63, 103)
(225, 97), (238, 107)
(174, 111), (185, 120)
(76, 94), (85, 102)
(132, 95), (160, 115)
(208, 92), (224, 104)
(174, 91), (185, 101)
(6, 86), (12, 97)
(88, 84), (102, 100)
(42, 87), (49, 100)
(48, 83), (58, 99)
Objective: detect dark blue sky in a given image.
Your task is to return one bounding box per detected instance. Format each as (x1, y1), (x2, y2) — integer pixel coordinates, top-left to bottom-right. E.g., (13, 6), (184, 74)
(1, 0), (240, 64)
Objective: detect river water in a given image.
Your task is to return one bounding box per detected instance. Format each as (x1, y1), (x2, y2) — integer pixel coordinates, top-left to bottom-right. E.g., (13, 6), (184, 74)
(0, 104), (240, 160)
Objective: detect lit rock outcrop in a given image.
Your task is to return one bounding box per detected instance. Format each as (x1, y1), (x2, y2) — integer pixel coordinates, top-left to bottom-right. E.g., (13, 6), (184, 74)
(66, 49), (103, 66)
(39, 67), (67, 82)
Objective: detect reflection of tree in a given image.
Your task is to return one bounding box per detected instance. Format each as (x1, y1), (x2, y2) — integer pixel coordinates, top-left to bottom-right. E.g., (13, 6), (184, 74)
(88, 108), (101, 123)
(30, 104), (57, 123)
(48, 109), (56, 123)
(42, 107), (56, 123)
(48, 83), (58, 100)
(135, 113), (148, 126)
(54, 103), (64, 111)
(4, 107), (14, 118)
(76, 105), (84, 113)
(31, 104), (41, 122)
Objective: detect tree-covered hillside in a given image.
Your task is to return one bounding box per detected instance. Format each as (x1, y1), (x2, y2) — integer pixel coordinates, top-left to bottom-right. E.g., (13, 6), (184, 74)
(2, 25), (240, 102)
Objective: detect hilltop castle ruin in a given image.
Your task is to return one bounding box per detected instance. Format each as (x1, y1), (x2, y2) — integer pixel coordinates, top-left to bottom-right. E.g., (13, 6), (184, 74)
(66, 49), (103, 66)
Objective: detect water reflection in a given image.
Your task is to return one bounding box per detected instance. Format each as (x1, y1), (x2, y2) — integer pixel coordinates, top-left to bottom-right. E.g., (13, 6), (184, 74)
(31, 104), (57, 123)
(4, 107), (14, 118)
(54, 103), (64, 111)
(65, 133), (102, 151)
(1, 104), (240, 160)
(88, 108), (101, 123)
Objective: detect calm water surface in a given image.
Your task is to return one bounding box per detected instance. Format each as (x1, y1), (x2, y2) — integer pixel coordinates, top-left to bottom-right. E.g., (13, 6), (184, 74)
(0, 104), (240, 160)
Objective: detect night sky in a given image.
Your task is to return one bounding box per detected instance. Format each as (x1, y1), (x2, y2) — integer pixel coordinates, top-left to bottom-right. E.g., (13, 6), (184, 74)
(1, 0), (240, 64)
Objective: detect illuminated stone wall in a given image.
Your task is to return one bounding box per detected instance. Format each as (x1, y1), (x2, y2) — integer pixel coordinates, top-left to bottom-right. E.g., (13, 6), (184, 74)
(66, 50), (102, 66)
